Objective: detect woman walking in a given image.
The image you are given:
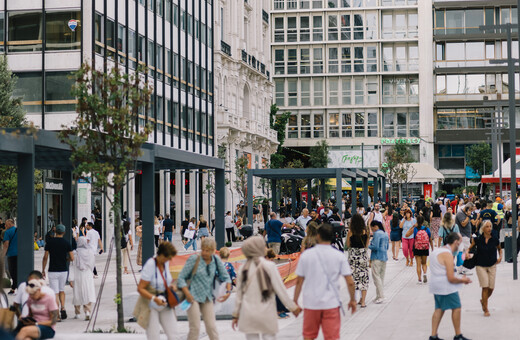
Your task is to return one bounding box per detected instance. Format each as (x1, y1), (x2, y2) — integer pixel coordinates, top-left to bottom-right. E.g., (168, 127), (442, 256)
(301, 221), (319, 252)
(178, 238), (231, 340)
(232, 236), (301, 339)
(390, 212), (402, 261)
(197, 215), (210, 240)
(69, 237), (96, 320)
(382, 204), (393, 236)
(400, 209), (416, 266)
(135, 242), (178, 340)
(154, 216), (161, 248)
(438, 212), (459, 246)
(406, 215), (433, 283)
(470, 220), (502, 316)
(184, 217), (198, 251)
(136, 220), (143, 267)
(346, 214), (369, 307)
(122, 220), (134, 274)
(430, 203), (442, 247)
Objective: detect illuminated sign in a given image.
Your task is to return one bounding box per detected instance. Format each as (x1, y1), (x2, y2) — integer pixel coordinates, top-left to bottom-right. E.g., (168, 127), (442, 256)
(381, 138), (420, 145)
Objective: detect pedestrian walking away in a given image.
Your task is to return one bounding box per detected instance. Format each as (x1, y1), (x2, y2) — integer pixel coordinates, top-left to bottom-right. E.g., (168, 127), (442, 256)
(197, 215), (210, 239)
(406, 215), (434, 284)
(122, 220), (134, 274)
(69, 236), (96, 320)
(14, 279), (58, 340)
(86, 222), (103, 277)
(264, 213), (293, 255)
(346, 214), (369, 308)
(184, 217), (198, 251)
(3, 219), (18, 294)
(369, 220), (389, 304)
(429, 232), (472, 340)
(225, 211), (235, 243)
(389, 212), (402, 261)
(232, 236), (302, 339)
(177, 238), (231, 340)
(162, 214), (174, 242)
(135, 242), (178, 340)
(154, 216), (161, 248)
(469, 220), (502, 317)
(294, 223), (357, 340)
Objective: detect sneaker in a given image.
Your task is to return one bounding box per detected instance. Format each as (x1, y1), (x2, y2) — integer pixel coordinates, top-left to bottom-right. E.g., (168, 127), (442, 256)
(453, 334), (471, 340)
(8, 290), (15, 295)
(60, 309), (68, 320)
(423, 274), (428, 283)
(374, 298), (384, 304)
(429, 336), (444, 340)
(85, 311), (90, 321)
(74, 314), (79, 320)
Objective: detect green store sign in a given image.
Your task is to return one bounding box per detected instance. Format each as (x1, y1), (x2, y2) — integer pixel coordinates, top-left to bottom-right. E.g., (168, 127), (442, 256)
(381, 138), (420, 145)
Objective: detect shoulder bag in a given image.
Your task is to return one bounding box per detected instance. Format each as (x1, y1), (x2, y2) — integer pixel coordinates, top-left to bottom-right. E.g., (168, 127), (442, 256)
(316, 250), (345, 316)
(462, 238), (478, 270)
(155, 259), (180, 308)
(212, 255), (228, 301)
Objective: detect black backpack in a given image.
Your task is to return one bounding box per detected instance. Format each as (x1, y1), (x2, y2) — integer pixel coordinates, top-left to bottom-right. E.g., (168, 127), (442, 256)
(121, 231), (128, 249)
(442, 227), (451, 246)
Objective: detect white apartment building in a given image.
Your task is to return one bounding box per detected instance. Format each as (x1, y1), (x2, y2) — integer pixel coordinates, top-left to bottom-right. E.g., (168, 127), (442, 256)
(214, 0), (279, 212)
(272, 0), (435, 196)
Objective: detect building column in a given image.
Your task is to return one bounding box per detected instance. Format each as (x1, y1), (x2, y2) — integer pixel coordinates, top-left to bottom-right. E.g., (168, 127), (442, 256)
(215, 169), (226, 249)
(362, 176), (369, 208)
(17, 153), (35, 282)
(351, 177), (357, 213)
(382, 177), (387, 204)
(159, 170), (166, 217)
(202, 171), (210, 219)
(271, 179), (278, 213)
(175, 170), (182, 230)
(291, 180), (297, 217)
(247, 170), (253, 225)
(320, 180), (326, 202)
(373, 175), (380, 202)
(336, 170), (342, 217)
(141, 161), (155, 265)
(61, 171), (73, 243)
(307, 179), (312, 209)
(189, 171), (197, 219)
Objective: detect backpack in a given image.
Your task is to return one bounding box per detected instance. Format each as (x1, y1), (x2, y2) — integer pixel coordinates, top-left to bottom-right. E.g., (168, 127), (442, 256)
(442, 227), (450, 246)
(415, 228), (430, 250)
(121, 231), (128, 249)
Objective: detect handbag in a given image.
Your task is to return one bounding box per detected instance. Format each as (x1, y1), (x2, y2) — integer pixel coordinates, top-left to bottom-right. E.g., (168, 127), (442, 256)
(183, 229), (195, 239)
(174, 255), (201, 302)
(155, 259), (180, 308)
(212, 256), (227, 301)
(462, 239), (478, 270)
(0, 308), (15, 331)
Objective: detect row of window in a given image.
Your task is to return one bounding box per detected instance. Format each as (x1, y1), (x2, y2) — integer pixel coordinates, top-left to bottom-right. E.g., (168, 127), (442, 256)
(94, 13), (214, 100)
(435, 7), (518, 35)
(274, 76), (418, 107)
(0, 11), (81, 52)
(273, 0), (417, 10)
(436, 74), (520, 95)
(138, 0), (213, 23)
(285, 108), (419, 139)
(435, 41), (518, 63)
(13, 72), (75, 112)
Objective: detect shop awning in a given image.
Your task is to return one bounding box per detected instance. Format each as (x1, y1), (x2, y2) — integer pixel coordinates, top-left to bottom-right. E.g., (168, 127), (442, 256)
(481, 149), (520, 184)
(407, 162), (444, 183)
(324, 178), (364, 191)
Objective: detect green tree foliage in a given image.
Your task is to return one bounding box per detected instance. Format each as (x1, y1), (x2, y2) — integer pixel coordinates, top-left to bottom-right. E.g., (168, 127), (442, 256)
(59, 63), (152, 332)
(465, 142), (492, 179)
(234, 155), (249, 202)
(309, 140), (330, 168)
(381, 143), (416, 200)
(281, 159), (307, 197)
(269, 104), (291, 168)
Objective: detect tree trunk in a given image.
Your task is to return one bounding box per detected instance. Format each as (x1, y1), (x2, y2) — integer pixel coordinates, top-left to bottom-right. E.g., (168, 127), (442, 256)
(398, 183), (402, 204)
(112, 190), (124, 332)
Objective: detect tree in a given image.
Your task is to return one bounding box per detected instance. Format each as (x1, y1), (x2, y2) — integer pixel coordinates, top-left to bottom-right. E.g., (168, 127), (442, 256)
(269, 104), (291, 168)
(281, 159), (307, 198)
(309, 140), (330, 168)
(59, 63), (152, 331)
(0, 56), (42, 218)
(234, 155), (249, 202)
(465, 142), (492, 179)
(381, 143), (417, 202)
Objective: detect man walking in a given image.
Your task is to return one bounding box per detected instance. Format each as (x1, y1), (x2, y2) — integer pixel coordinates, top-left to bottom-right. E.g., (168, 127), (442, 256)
(295, 209), (311, 230)
(162, 214), (174, 242)
(42, 224), (74, 320)
(294, 224), (357, 340)
(86, 222), (103, 277)
(455, 203), (473, 274)
(225, 211), (235, 243)
(429, 232), (472, 340)
(264, 212), (293, 255)
(3, 219), (18, 294)
(369, 220), (389, 304)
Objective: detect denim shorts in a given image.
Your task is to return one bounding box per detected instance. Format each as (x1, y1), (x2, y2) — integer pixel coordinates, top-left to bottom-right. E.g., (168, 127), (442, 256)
(434, 292), (461, 311)
(38, 325), (55, 339)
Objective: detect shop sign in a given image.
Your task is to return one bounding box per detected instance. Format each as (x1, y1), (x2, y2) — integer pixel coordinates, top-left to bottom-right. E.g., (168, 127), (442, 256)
(68, 19), (78, 31)
(45, 182), (63, 191)
(381, 138), (420, 145)
(328, 150), (379, 168)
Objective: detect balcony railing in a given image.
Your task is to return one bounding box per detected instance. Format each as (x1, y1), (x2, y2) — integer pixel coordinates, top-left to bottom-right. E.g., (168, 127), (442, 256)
(221, 40), (231, 56)
(240, 49), (270, 80)
(262, 10), (269, 24)
(241, 49), (248, 63)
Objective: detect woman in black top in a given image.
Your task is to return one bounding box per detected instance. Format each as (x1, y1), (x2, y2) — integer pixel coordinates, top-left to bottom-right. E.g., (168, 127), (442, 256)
(469, 220), (502, 317)
(390, 212), (402, 260)
(346, 214), (369, 307)
(430, 203), (442, 247)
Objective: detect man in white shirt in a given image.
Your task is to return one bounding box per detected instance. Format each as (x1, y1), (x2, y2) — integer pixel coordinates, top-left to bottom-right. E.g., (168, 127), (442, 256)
(14, 270), (55, 317)
(294, 224), (356, 340)
(295, 209), (312, 230)
(224, 211), (235, 243)
(86, 222), (103, 277)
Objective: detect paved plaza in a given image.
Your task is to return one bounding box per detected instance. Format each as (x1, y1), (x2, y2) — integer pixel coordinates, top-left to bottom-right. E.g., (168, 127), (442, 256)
(8, 232), (518, 340)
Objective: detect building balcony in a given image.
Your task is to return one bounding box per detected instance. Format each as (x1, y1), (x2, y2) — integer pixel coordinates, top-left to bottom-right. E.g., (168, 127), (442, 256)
(221, 40), (231, 57)
(262, 10), (269, 24)
(240, 49), (270, 80)
(217, 110), (278, 143)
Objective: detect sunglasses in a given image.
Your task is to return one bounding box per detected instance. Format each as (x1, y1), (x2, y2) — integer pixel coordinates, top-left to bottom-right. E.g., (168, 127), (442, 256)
(27, 283), (39, 289)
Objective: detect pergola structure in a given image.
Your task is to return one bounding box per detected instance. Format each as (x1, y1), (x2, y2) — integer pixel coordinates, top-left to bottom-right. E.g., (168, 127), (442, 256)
(246, 168), (386, 223)
(0, 129), (227, 281)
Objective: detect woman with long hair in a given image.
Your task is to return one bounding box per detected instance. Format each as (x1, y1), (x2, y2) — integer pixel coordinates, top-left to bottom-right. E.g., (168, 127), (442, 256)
(382, 204), (394, 237)
(405, 215), (434, 283)
(438, 212), (459, 246)
(154, 216), (161, 248)
(430, 203), (442, 247)
(122, 220), (134, 274)
(232, 236), (301, 339)
(390, 212), (402, 261)
(184, 217), (198, 251)
(301, 221), (319, 252)
(197, 215), (209, 240)
(136, 219), (143, 267)
(346, 214), (369, 307)
(400, 209), (416, 267)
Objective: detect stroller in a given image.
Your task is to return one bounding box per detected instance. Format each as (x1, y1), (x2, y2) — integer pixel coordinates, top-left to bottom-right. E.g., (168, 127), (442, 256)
(330, 221), (346, 252)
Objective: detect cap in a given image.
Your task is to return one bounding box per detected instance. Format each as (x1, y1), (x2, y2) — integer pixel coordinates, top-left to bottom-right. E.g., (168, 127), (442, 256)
(56, 224), (66, 233)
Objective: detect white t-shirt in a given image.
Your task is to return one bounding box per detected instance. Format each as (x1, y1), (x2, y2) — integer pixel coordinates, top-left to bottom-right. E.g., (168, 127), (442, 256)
(141, 257), (172, 291)
(15, 282), (55, 317)
(295, 244), (352, 310)
(296, 215), (311, 229)
(86, 229), (101, 254)
(154, 224), (161, 235)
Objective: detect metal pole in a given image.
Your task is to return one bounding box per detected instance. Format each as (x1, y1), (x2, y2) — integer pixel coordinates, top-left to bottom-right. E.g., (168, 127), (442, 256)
(507, 26), (518, 279)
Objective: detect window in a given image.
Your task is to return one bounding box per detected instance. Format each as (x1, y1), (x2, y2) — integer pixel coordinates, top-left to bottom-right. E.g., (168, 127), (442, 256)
(0, 13), (4, 52)
(382, 13), (392, 39)
(129, 30), (137, 69)
(314, 113), (324, 137)
(301, 79), (311, 105)
(45, 72), (75, 112)
(313, 0), (322, 9)
(288, 0), (297, 9)
(275, 49), (285, 74)
(367, 81), (377, 104)
(342, 78), (351, 104)
(342, 112), (352, 137)
(301, 48), (311, 74)
(287, 17), (297, 42)
(329, 78), (339, 105)
(118, 24), (126, 64)
(328, 15), (338, 40)
(288, 115), (298, 138)
(287, 49), (298, 74)
(8, 12), (43, 52)
(275, 80), (284, 106)
(354, 78), (363, 104)
(165, 1), (171, 22)
(301, 0), (310, 9)
(313, 16), (323, 41)
(275, 18), (284, 42)
(341, 47), (351, 72)
(355, 112), (364, 137)
(395, 45), (406, 71)
(340, 14), (351, 40)
(354, 47), (363, 72)
(166, 49), (171, 84)
(274, 0), (284, 10)
(366, 13), (377, 39)
(409, 111), (419, 137)
(148, 40), (155, 76)
(329, 113), (339, 137)
(314, 78), (323, 105)
(383, 110), (394, 137)
(407, 13), (418, 38)
(367, 112), (377, 137)
(329, 47), (338, 73)
(13, 72), (42, 112)
(353, 14), (363, 40)
(45, 11), (81, 51)
(313, 47), (323, 73)
(301, 114), (311, 138)
(328, 0), (338, 8)
(446, 10), (464, 34)
(383, 46), (393, 71)
(366, 46), (377, 72)
(300, 17), (310, 41)
(409, 45), (418, 71)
